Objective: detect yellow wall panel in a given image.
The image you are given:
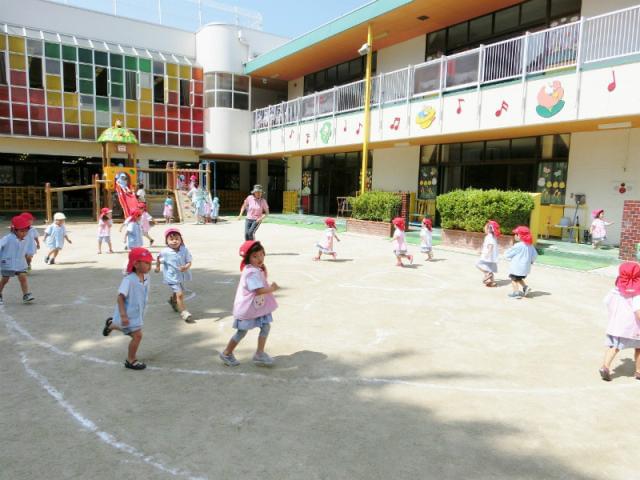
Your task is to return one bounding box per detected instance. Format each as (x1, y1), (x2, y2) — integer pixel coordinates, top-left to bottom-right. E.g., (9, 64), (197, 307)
(64, 109), (79, 123)
(180, 65), (190, 79)
(126, 115), (138, 128)
(140, 102), (152, 115)
(9, 53), (26, 70)
(166, 63), (178, 77)
(111, 114), (124, 125)
(140, 88), (152, 102)
(46, 75), (62, 91)
(47, 92), (62, 106)
(81, 110), (94, 124)
(64, 93), (78, 108)
(125, 100), (138, 114)
(0, 36), (6, 51)
(168, 77), (178, 91)
(8, 36), (25, 54)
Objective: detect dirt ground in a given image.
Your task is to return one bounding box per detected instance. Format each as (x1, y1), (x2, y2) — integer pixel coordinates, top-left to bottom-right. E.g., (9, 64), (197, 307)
(0, 219), (636, 479)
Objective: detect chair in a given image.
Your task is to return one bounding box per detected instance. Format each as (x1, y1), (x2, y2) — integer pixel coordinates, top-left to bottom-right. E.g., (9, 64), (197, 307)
(336, 197), (352, 217)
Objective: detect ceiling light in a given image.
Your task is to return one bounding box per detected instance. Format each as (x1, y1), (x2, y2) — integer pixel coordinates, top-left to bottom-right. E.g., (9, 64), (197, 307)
(417, 15), (429, 21)
(598, 121), (632, 130)
(374, 31), (389, 40)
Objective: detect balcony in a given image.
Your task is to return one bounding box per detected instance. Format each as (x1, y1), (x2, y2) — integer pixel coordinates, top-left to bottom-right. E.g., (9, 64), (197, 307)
(251, 4), (640, 155)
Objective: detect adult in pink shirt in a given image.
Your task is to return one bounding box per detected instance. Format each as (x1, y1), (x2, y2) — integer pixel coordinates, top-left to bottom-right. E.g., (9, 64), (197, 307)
(238, 184), (269, 240)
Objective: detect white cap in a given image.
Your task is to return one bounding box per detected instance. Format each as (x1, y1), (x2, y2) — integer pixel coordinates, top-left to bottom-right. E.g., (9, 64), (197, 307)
(53, 212), (66, 220)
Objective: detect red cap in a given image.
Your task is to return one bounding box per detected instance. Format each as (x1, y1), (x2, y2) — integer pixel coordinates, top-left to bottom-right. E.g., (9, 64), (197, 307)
(11, 214), (31, 230)
(616, 262), (640, 298)
(20, 212), (35, 221)
(325, 218), (336, 228)
(512, 226), (533, 245)
(239, 240), (261, 271)
(190, 175), (197, 181)
(130, 209), (142, 219)
(592, 209), (604, 219)
(487, 220), (501, 237)
(126, 247), (153, 273)
(392, 217), (405, 231)
(422, 218), (432, 231)
(100, 207), (112, 216)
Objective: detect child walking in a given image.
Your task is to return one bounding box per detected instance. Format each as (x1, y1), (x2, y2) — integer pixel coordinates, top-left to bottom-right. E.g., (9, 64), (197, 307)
(476, 220), (500, 287)
(420, 217), (434, 261)
(102, 247), (153, 371)
(97, 207), (114, 254)
(155, 228), (194, 323)
(504, 226), (537, 298)
(139, 203), (155, 246)
(392, 217), (413, 267)
(313, 218), (340, 261)
(219, 240), (279, 367)
(44, 212), (72, 265)
(21, 212), (40, 271)
(163, 194), (174, 224)
(121, 210), (143, 250)
(599, 262), (640, 381)
(0, 215), (35, 304)
(210, 196), (220, 224)
(590, 209), (614, 249)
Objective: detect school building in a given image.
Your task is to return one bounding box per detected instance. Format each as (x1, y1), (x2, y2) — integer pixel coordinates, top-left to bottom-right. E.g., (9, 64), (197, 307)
(2, 0), (640, 243)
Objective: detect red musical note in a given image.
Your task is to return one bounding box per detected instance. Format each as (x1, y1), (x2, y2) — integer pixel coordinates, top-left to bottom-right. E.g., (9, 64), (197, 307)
(389, 117), (400, 130)
(355, 122), (363, 135)
(456, 98), (464, 114)
(495, 100), (509, 117)
(305, 133), (310, 144)
(289, 130), (294, 139)
(607, 70), (616, 92)
(343, 120), (347, 132)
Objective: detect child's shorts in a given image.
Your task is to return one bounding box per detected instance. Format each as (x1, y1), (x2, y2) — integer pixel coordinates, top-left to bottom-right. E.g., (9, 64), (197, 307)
(420, 246), (432, 253)
(394, 249), (408, 256)
(168, 283), (185, 293)
(509, 274), (527, 281)
(476, 260), (497, 273)
(1, 270), (26, 278)
(98, 235), (111, 243)
(121, 325), (142, 335)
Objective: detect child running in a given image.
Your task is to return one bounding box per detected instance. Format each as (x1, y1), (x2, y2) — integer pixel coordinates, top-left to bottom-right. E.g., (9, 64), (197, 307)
(0, 214), (35, 304)
(163, 194), (174, 224)
(420, 217), (434, 261)
(139, 203), (155, 246)
(102, 247), (153, 371)
(599, 262), (640, 381)
(155, 228), (194, 323)
(476, 220), (500, 287)
(210, 197), (220, 224)
(313, 218), (340, 261)
(504, 226), (537, 299)
(44, 212), (72, 265)
(590, 209), (614, 249)
(392, 217), (413, 267)
(97, 207), (114, 254)
(219, 240), (279, 367)
(121, 210), (143, 251)
(21, 212), (40, 271)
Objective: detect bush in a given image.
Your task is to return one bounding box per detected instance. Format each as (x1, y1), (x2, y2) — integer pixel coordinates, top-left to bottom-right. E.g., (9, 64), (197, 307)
(349, 191), (401, 222)
(436, 189), (534, 233)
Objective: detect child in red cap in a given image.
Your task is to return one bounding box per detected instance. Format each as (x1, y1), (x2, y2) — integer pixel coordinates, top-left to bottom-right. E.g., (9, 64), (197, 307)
(120, 209), (144, 250)
(313, 218), (341, 261)
(155, 228), (193, 323)
(97, 207), (114, 254)
(420, 217), (434, 261)
(20, 212), (40, 271)
(219, 240), (279, 367)
(504, 226), (537, 298)
(0, 215), (35, 304)
(392, 217), (413, 266)
(599, 262), (640, 381)
(590, 209), (613, 249)
(476, 220), (501, 287)
(102, 247), (153, 370)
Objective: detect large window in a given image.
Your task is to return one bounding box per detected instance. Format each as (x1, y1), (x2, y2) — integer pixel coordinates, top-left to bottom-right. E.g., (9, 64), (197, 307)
(95, 66), (108, 96)
(63, 62), (76, 92)
(304, 53), (377, 94)
(0, 53), (6, 85)
(125, 71), (137, 100)
(28, 57), (43, 89)
(203, 72), (250, 110)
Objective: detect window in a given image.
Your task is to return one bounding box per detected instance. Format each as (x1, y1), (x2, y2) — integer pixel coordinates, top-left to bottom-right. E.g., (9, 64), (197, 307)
(63, 62), (76, 92)
(126, 71), (137, 100)
(521, 0), (547, 24)
(448, 23), (468, 50)
(426, 29), (446, 60)
(0, 53), (6, 85)
(45, 59), (60, 75)
(179, 79), (190, 106)
(550, 0), (580, 18)
(303, 54), (377, 94)
(28, 57), (43, 89)
(95, 66), (108, 96)
(203, 72), (250, 109)
(469, 14), (492, 42)
(494, 6), (520, 33)
(153, 75), (164, 103)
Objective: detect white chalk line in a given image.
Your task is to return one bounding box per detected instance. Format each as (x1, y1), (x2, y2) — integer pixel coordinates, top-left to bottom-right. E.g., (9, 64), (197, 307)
(3, 309), (635, 395)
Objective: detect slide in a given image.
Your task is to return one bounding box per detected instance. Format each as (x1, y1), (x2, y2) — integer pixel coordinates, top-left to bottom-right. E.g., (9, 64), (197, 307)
(115, 183), (139, 218)
(174, 188), (196, 224)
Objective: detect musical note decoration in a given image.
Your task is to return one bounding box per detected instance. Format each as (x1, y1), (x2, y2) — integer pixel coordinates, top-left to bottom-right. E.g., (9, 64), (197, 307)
(456, 98), (464, 114)
(288, 130), (294, 139)
(355, 122), (363, 135)
(608, 70), (616, 92)
(343, 120), (347, 132)
(305, 133), (310, 144)
(389, 117), (400, 130)
(495, 100), (509, 117)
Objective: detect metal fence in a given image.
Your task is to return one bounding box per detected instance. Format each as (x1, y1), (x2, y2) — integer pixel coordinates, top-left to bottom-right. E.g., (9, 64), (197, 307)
(252, 4), (640, 130)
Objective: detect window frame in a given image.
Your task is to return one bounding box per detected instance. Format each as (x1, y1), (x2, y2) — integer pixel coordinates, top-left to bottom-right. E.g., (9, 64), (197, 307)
(203, 72), (250, 110)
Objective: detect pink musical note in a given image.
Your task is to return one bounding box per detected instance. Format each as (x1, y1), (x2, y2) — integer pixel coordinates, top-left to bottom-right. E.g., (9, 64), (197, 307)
(355, 122), (363, 135)
(495, 100), (509, 117)
(343, 120), (347, 132)
(305, 133), (310, 144)
(456, 98), (464, 114)
(607, 70), (616, 92)
(389, 117), (400, 130)
(289, 130), (294, 139)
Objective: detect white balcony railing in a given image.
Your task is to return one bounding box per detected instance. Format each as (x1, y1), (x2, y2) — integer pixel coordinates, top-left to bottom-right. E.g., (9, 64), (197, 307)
(252, 4), (640, 131)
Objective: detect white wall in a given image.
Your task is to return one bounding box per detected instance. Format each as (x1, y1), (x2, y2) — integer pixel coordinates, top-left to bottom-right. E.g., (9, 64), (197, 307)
(372, 146), (420, 192)
(203, 109), (251, 155)
(286, 156), (302, 191)
(288, 77), (304, 100)
(377, 36), (426, 73)
(581, 0), (639, 16)
(565, 128), (640, 244)
(3, 0), (195, 57)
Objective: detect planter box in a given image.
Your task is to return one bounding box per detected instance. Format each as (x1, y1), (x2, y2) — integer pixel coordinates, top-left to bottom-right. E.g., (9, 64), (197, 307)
(442, 228), (514, 252)
(346, 218), (393, 237)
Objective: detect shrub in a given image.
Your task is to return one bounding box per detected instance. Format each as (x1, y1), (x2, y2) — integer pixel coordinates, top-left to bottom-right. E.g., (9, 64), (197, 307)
(436, 189), (534, 233)
(349, 191), (401, 222)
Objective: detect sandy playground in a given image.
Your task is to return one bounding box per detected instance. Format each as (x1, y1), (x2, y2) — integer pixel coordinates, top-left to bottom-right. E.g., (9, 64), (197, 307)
(0, 218), (637, 479)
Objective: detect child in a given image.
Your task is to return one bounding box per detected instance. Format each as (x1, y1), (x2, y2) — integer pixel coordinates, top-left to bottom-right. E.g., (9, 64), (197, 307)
(599, 262), (640, 381)
(97, 208), (114, 254)
(102, 247), (153, 371)
(590, 209), (614, 249)
(116, 172), (130, 193)
(420, 217), (434, 261)
(163, 194), (174, 224)
(121, 210), (144, 251)
(0, 215), (35, 304)
(189, 174), (197, 191)
(44, 212), (72, 265)
(476, 220), (500, 287)
(392, 217), (413, 267)
(136, 183), (146, 203)
(210, 196), (220, 224)
(155, 228), (194, 323)
(21, 212), (40, 271)
(313, 218), (340, 261)
(176, 174), (186, 191)
(219, 240), (279, 367)
(191, 187), (207, 225)
(139, 203), (155, 246)
(504, 226), (537, 298)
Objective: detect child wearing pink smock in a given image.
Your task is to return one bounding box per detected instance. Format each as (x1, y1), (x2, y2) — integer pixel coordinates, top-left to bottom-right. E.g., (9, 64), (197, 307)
(314, 217), (340, 261)
(590, 209), (614, 249)
(599, 262), (640, 381)
(219, 240), (279, 367)
(392, 217), (413, 267)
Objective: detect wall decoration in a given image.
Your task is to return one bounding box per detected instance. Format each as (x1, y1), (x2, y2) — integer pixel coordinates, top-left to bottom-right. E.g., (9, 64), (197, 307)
(319, 121), (332, 144)
(607, 70), (616, 92)
(389, 117), (400, 130)
(495, 100), (509, 117)
(418, 166), (438, 199)
(613, 181), (633, 194)
(305, 133), (311, 144)
(355, 122), (363, 135)
(536, 81), (565, 118)
(537, 162), (567, 204)
(456, 98), (464, 114)
(288, 129), (294, 139)
(342, 120), (347, 132)
(415, 106), (436, 129)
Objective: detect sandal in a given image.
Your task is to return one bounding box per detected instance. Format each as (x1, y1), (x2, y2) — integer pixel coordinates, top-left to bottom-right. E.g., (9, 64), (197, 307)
(102, 317), (113, 336)
(599, 367), (611, 381)
(124, 359), (147, 370)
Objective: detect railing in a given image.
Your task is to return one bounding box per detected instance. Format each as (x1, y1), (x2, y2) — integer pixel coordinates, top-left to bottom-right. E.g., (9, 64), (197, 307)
(252, 4), (640, 131)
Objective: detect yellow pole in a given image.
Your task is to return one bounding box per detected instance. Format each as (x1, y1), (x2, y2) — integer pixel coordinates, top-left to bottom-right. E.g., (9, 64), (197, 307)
(360, 24), (373, 195)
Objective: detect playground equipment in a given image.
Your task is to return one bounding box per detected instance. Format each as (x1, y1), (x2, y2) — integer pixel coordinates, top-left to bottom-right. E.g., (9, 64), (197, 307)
(44, 174), (105, 223)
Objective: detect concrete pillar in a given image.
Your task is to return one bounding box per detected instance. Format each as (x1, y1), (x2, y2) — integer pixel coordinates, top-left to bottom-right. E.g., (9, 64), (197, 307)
(239, 161), (250, 192)
(257, 158), (269, 197)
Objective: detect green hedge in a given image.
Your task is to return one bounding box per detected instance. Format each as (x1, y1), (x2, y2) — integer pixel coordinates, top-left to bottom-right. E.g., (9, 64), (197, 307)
(348, 191), (401, 222)
(436, 189), (534, 233)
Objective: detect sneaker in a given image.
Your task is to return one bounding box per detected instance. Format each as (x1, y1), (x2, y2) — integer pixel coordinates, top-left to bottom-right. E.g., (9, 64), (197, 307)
(150, 239), (155, 246)
(44, 256), (50, 264)
(522, 286), (531, 297)
(219, 351), (240, 367)
(599, 367), (611, 382)
(181, 310), (195, 323)
(253, 352), (274, 367)
(23, 293), (34, 303)
(0, 294), (4, 305)
(49, 259), (55, 265)
(27, 265), (32, 272)
(508, 291), (523, 299)
(168, 297), (179, 312)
